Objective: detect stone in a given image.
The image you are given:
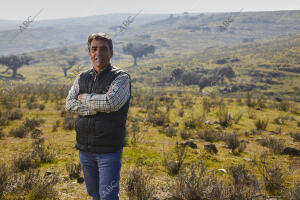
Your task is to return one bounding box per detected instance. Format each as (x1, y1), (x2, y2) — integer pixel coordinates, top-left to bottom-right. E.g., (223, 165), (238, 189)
(181, 141), (197, 149)
(218, 168), (227, 173)
(77, 177), (84, 183)
(205, 120), (211, 125)
(281, 147), (300, 156)
(204, 143), (218, 154)
(243, 157), (252, 162)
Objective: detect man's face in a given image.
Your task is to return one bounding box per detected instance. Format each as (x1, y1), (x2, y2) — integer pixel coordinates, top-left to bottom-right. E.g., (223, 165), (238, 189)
(88, 39), (113, 72)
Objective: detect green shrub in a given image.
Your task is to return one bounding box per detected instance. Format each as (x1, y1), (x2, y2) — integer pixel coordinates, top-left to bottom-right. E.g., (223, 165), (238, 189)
(163, 143), (186, 176)
(225, 133), (241, 153)
(228, 165), (260, 199)
(254, 118), (269, 130)
(290, 132), (300, 142)
(197, 129), (224, 143)
(125, 166), (155, 200)
(9, 125), (28, 138)
(180, 131), (191, 140)
(171, 161), (226, 200)
(218, 110), (233, 127)
(259, 137), (285, 154)
(12, 152), (37, 172)
(66, 162), (82, 180)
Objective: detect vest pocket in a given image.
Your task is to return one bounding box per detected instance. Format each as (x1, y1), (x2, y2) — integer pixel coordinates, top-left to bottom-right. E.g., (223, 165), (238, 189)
(75, 117), (88, 144)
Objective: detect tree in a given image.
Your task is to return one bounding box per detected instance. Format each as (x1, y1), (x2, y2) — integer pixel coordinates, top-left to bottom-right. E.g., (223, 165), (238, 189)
(123, 43), (155, 66)
(0, 55), (33, 79)
(60, 56), (79, 77)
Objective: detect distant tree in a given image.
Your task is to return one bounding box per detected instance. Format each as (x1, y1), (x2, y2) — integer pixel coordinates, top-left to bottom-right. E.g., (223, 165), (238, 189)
(61, 56), (79, 77)
(123, 43), (155, 66)
(0, 55), (33, 79)
(171, 68), (183, 81)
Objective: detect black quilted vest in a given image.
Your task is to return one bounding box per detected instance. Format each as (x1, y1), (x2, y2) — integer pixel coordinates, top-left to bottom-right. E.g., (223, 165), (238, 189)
(75, 65), (131, 153)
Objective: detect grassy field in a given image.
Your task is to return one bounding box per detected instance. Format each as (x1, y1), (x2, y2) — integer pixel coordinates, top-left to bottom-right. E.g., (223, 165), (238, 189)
(0, 12), (300, 199)
(0, 81), (299, 199)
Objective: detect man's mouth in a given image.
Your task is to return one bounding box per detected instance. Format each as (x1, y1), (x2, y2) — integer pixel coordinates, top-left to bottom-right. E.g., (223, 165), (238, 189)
(95, 57), (104, 63)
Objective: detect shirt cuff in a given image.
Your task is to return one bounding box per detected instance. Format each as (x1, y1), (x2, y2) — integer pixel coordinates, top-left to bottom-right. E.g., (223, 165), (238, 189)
(80, 94), (90, 103)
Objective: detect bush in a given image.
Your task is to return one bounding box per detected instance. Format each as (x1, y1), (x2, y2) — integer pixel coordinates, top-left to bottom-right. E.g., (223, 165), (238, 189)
(23, 117), (43, 131)
(254, 118), (269, 130)
(171, 161), (227, 200)
(290, 132), (300, 142)
(258, 157), (286, 196)
(218, 110), (233, 127)
(52, 120), (60, 132)
(184, 118), (203, 129)
(32, 137), (55, 163)
(9, 125), (28, 138)
(7, 109), (23, 120)
(147, 111), (169, 126)
(259, 136), (285, 153)
(128, 122), (142, 145)
(246, 92), (255, 107)
(180, 131), (191, 140)
(247, 109), (256, 119)
(0, 163), (8, 199)
(63, 113), (76, 130)
(238, 141), (247, 153)
(273, 116), (286, 125)
(23, 169), (59, 200)
(197, 129), (224, 143)
(12, 152), (37, 172)
(66, 162), (82, 180)
(125, 166), (155, 200)
(31, 129), (43, 139)
(277, 101), (291, 112)
(162, 126), (177, 137)
(225, 133), (241, 153)
(228, 165), (260, 200)
(233, 111), (243, 124)
(39, 104), (45, 110)
(0, 128), (4, 139)
(163, 143), (186, 176)
(285, 183), (300, 200)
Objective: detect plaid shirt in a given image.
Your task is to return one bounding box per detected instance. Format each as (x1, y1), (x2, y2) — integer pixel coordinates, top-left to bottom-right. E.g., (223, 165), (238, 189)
(65, 67), (130, 116)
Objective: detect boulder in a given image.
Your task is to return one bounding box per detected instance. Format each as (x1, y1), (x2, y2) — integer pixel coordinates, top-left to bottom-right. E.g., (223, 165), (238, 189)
(281, 147), (300, 156)
(204, 143), (218, 154)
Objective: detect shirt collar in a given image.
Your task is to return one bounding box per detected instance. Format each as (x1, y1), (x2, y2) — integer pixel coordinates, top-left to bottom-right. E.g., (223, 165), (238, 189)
(89, 64), (112, 76)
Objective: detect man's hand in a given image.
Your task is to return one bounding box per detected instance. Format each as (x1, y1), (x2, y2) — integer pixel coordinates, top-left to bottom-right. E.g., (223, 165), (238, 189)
(78, 94), (83, 101)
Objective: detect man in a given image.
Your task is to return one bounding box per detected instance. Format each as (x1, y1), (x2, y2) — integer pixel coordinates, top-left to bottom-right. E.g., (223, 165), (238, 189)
(65, 33), (131, 200)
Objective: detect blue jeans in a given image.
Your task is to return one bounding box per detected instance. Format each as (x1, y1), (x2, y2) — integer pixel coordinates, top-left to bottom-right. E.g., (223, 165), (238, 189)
(79, 148), (123, 200)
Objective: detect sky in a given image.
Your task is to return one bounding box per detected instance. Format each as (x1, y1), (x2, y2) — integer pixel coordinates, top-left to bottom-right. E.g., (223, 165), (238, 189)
(0, 0), (299, 20)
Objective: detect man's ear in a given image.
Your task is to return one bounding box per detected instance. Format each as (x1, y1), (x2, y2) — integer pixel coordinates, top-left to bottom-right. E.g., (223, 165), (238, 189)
(110, 50), (114, 58)
(88, 49), (92, 58)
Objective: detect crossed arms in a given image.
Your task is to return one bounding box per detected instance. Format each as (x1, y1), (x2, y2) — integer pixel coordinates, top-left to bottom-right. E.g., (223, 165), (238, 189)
(65, 73), (130, 116)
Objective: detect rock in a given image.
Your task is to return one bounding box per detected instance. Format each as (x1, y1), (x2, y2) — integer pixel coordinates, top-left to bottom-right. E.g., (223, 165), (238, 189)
(275, 97), (283, 102)
(213, 121), (219, 125)
(45, 171), (55, 176)
(77, 177), (84, 183)
(204, 144), (218, 154)
(181, 141), (197, 149)
(216, 126), (223, 130)
(205, 120), (211, 125)
(218, 169), (227, 173)
(243, 157), (252, 162)
(281, 147), (300, 156)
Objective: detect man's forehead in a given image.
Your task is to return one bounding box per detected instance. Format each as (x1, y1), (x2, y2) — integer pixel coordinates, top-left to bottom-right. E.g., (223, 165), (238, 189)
(90, 39), (109, 47)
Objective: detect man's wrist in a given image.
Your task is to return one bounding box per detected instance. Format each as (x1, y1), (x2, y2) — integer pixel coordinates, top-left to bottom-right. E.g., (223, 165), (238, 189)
(80, 94), (89, 103)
